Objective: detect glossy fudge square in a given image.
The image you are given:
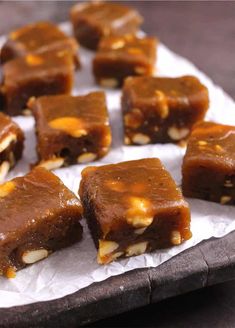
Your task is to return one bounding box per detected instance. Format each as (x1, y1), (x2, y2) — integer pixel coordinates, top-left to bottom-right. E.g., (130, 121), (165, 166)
(93, 35), (157, 88)
(1, 50), (75, 116)
(182, 122), (235, 205)
(79, 158), (191, 264)
(0, 167), (83, 278)
(0, 113), (24, 182)
(29, 92), (112, 170)
(122, 76), (209, 145)
(70, 1), (143, 50)
(0, 21), (80, 67)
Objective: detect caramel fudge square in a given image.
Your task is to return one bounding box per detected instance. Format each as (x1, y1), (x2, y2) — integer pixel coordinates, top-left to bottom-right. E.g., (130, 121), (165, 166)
(79, 158), (191, 264)
(1, 50), (75, 116)
(0, 21), (79, 66)
(0, 112), (24, 182)
(0, 167), (83, 278)
(182, 121), (235, 205)
(122, 76), (209, 145)
(29, 92), (112, 170)
(70, 1), (143, 50)
(93, 35), (157, 88)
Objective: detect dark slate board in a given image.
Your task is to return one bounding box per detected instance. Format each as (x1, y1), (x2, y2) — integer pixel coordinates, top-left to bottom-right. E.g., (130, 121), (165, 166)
(1, 231), (235, 328)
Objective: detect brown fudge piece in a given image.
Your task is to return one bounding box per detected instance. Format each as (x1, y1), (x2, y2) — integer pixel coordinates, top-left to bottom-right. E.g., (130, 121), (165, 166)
(79, 158), (191, 264)
(0, 112), (24, 182)
(122, 76), (209, 145)
(29, 92), (112, 170)
(93, 35), (157, 88)
(182, 121), (235, 205)
(0, 167), (83, 278)
(1, 50), (75, 116)
(0, 21), (80, 67)
(70, 1), (143, 50)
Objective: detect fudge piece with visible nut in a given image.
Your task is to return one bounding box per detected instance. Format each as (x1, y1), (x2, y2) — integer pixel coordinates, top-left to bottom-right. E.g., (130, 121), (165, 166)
(122, 76), (209, 145)
(0, 167), (83, 278)
(1, 50), (75, 116)
(0, 112), (24, 182)
(79, 158), (191, 264)
(29, 92), (112, 170)
(0, 21), (80, 67)
(70, 1), (143, 50)
(93, 35), (157, 88)
(182, 121), (235, 205)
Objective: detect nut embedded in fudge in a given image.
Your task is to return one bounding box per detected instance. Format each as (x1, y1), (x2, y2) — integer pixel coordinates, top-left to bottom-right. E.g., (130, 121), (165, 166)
(122, 76), (209, 145)
(70, 1), (143, 50)
(29, 92), (112, 170)
(0, 21), (80, 67)
(93, 35), (157, 88)
(79, 158), (192, 264)
(182, 121), (235, 205)
(1, 50), (75, 116)
(0, 167), (83, 278)
(0, 112), (24, 182)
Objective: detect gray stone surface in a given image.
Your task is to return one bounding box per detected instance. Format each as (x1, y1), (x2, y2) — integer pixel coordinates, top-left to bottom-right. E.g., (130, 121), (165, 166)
(2, 231), (235, 327)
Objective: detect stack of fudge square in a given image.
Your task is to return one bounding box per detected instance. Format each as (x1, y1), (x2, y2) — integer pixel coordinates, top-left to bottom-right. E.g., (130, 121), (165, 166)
(0, 1), (233, 278)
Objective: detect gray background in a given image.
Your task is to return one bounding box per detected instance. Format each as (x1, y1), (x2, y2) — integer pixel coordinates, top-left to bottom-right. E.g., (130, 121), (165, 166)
(0, 1), (234, 98)
(0, 1), (235, 327)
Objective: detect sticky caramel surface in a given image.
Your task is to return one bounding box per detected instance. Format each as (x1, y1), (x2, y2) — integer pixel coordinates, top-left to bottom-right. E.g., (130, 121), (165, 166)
(184, 121), (235, 168)
(79, 158), (191, 263)
(3, 51), (74, 83)
(123, 75), (209, 108)
(122, 76), (209, 144)
(30, 92), (112, 165)
(93, 35), (157, 87)
(72, 2), (141, 26)
(182, 122), (235, 204)
(0, 167), (83, 275)
(0, 21), (79, 64)
(0, 167), (82, 238)
(98, 35), (156, 58)
(2, 50), (75, 116)
(71, 1), (143, 50)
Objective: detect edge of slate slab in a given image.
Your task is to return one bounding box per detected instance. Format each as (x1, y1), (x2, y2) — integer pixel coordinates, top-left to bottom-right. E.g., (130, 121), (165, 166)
(1, 231), (235, 328)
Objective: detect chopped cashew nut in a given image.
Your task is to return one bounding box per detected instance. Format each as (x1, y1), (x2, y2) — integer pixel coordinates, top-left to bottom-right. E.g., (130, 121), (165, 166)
(22, 249), (49, 264)
(98, 240), (120, 264)
(134, 227), (147, 235)
(0, 161), (10, 183)
(126, 197), (153, 228)
(155, 90), (169, 119)
(224, 180), (233, 188)
(100, 78), (118, 88)
(48, 117), (87, 138)
(77, 153), (97, 164)
(0, 133), (17, 152)
(135, 66), (147, 74)
(167, 126), (189, 141)
(171, 230), (182, 245)
(132, 133), (150, 145)
(220, 196), (232, 205)
(38, 157), (64, 170)
(126, 242), (148, 257)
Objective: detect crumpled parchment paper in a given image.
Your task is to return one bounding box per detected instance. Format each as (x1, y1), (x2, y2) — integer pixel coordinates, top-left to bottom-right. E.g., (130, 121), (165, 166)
(0, 23), (235, 308)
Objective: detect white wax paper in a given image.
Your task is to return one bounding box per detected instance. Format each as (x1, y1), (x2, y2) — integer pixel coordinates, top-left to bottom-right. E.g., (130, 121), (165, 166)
(1, 23), (235, 308)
